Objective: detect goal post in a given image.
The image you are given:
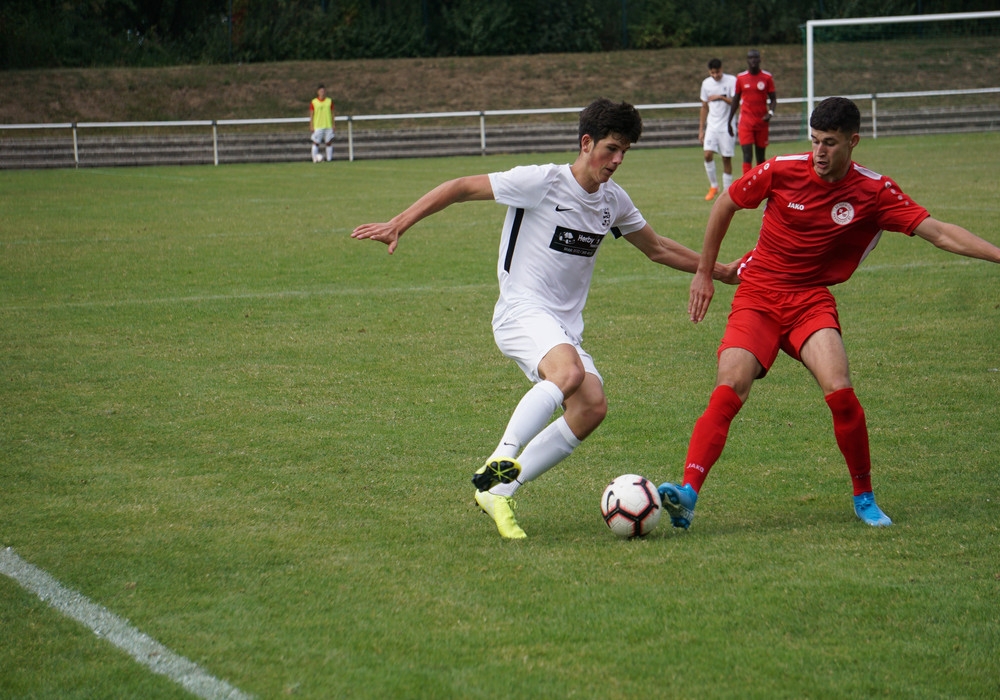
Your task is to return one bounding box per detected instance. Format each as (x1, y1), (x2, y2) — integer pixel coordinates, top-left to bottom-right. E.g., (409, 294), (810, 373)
(805, 11), (1000, 120)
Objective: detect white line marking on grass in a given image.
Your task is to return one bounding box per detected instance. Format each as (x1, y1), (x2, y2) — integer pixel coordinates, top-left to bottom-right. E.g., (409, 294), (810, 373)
(0, 259), (980, 314)
(1, 547), (252, 700)
(84, 168), (202, 182)
(1, 282), (499, 312)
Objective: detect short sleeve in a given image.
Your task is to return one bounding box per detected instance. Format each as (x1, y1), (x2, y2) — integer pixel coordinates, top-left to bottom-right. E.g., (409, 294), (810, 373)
(489, 165), (551, 210)
(728, 161), (774, 211)
(875, 177), (930, 235)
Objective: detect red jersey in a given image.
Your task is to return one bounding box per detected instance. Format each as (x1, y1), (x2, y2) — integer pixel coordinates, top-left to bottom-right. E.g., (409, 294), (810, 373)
(735, 70), (775, 123)
(730, 154), (930, 292)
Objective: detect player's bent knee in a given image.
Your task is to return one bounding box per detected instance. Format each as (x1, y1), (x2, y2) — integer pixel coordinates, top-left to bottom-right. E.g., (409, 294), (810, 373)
(545, 365), (587, 397)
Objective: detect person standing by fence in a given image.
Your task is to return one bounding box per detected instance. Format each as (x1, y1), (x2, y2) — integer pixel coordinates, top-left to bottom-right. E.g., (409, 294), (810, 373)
(309, 85), (335, 162)
(699, 58), (738, 201)
(729, 49), (776, 174)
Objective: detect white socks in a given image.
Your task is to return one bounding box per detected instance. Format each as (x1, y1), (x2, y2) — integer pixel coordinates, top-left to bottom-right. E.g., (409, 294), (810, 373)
(311, 145), (333, 161)
(704, 160), (718, 188)
(492, 416), (581, 497)
(706, 162), (734, 191)
(484, 379), (588, 497)
(488, 380), (563, 461)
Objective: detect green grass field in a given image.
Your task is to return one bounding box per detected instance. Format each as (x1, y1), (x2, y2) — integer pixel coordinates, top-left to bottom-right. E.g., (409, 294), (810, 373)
(2, 133), (999, 699)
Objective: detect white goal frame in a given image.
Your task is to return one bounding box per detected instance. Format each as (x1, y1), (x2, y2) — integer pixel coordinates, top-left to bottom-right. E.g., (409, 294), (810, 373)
(805, 10), (1000, 119)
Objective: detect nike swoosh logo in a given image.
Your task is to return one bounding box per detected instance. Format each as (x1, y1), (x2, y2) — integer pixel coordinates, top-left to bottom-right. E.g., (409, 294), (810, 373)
(555, 205), (573, 212)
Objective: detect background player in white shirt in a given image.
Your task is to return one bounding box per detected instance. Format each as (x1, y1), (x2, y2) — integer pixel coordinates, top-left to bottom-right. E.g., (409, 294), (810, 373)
(699, 58), (738, 201)
(353, 98), (739, 539)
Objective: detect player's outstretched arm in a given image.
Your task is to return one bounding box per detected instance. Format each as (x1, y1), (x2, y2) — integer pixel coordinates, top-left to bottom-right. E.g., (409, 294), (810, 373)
(624, 224), (735, 283)
(352, 174), (494, 254)
(690, 191), (741, 324)
(913, 217), (1000, 264)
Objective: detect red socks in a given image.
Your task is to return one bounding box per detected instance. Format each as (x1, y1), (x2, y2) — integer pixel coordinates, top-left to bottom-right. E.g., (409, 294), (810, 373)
(742, 161), (752, 174)
(825, 387), (872, 495)
(682, 385), (744, 492)
(681, 385), (873, 496)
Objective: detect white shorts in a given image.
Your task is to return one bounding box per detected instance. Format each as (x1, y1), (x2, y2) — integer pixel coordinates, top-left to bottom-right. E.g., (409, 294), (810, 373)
(703, 126), (736, 158)
(311, 128), (335, 145)
(492, 307), (602, 385)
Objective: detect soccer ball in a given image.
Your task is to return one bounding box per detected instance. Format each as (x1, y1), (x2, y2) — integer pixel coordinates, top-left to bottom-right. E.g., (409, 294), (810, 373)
(313, 152), (325, 163)
(601, 474), (662, 538)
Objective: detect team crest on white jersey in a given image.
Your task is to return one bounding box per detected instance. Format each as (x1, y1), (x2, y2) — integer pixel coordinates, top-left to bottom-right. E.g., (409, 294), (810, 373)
(831, 201), (855, 225)
(601, 207), (611, 228)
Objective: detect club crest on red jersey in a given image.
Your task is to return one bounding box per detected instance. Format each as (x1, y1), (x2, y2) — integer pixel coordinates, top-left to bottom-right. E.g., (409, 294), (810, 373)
(832, 202), (855, 225)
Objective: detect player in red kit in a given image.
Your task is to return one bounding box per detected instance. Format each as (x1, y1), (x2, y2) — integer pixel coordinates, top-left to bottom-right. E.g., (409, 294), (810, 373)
(729, 49), (776, 175)
(658, 96), (1000, 529)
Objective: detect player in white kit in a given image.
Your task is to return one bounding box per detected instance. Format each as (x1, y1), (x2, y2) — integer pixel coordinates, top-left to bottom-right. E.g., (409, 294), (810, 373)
(352, 98), (739, 539)
(699, 58), (738, 201)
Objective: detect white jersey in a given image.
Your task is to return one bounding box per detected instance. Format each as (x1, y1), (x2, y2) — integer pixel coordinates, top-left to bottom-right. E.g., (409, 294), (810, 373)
(488, 163), (646, 340)
(700, 73), (737, 132)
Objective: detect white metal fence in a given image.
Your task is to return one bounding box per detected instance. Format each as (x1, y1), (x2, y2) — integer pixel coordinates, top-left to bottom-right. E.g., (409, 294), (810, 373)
(1, 87), (998, 167)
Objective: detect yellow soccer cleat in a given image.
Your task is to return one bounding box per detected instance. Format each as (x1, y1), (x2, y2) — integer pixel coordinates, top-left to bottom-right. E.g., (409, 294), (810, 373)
(474, 489), (527, 540)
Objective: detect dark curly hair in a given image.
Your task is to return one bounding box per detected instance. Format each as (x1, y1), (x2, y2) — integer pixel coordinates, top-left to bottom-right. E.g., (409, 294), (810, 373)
(578, 98), (643, 147)
(810, 97), (861, 134)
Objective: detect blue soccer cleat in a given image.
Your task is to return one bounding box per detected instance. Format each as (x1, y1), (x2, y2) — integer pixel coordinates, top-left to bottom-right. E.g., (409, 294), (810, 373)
(853, 491), (892, 527)
(658, 482), (698, 529)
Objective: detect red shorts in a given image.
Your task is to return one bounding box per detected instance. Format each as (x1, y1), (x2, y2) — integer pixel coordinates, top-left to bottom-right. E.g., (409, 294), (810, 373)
(738, 120), (770, 149)
(719, 285), (841, 377)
